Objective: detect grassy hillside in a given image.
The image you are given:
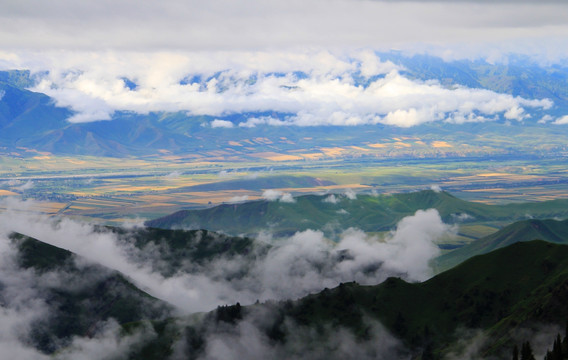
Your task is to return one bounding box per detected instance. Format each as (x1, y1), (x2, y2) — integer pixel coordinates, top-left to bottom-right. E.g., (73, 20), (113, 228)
(122, 241), (568, 359)
(146, 190), (568, 237)
(276, 241), (568, 357)
(7, 232), (172, 354)
(436, 218), (568, 271)
(9, 226), (568, 358)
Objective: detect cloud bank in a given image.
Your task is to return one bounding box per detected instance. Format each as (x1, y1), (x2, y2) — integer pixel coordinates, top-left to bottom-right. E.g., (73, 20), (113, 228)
(0, 199), (454, 315)
(0, 50), (553, 126)
(1, 0), (568, 52)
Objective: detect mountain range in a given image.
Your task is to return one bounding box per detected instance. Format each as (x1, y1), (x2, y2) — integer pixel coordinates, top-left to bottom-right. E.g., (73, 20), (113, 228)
(146, 190), (568, 237)
(7, 226), (568, 359)
(2, 54), (568, 158)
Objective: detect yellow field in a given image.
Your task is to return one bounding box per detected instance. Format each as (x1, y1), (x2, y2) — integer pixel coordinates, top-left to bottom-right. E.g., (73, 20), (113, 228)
(251, 152), (304, 161)
(350, 146), (370, 152)
(319, 147), (346, 157)
(431, 141), (452, 148)
(477, 173), (512, 177)
(301, 153), (324, 160)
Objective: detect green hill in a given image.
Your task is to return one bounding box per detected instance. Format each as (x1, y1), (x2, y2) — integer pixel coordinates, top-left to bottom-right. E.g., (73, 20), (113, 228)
(145, 190), (568, 237)
(7, 232), (172, 354)
(10, 226), (568, 359)
(436, 218), (568, 271)
(167, 241), (568, 359)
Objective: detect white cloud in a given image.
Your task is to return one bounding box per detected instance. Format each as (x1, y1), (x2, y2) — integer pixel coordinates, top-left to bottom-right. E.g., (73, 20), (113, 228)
(218, 170), (232, 178)
(239, 117), (286, 128)
(228, 195), (249, 203)
(323, 194), (338, 204)
(430, 185), (442, 193)
(376, 208), (455, 281)
(262, 190), (295, 203)
(344, 189), (357, 200)
(0, 217), (163, 359)
(199, 314), (407, 360)
(262, 190), (282, 201)
(504, 106), (527, 120)
(0, 197), (461, 360)
(16, 181), (33, 191)
(553, 115), (568, 124)
(56, 320), (156, 360)
(279, 193), (295, 203)
(0, 198), (455, 315)
(211, 119), (234, 128)
(538, 114), (553, 123)
(451, 213), (474, 222)
(165, 170), (182, 179)
(0, 50), (554, 126)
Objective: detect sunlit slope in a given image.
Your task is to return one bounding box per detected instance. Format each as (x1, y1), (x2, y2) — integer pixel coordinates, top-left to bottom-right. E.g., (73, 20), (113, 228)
(7, 232), (172, 354)
(146, 190), (568, 236)
(437, 218), (568, 271)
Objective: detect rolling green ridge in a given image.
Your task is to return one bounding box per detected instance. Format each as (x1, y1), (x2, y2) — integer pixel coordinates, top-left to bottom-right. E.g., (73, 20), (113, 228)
(127, 241), (568, 359)
(9, 226), (568, 359)
(437, 218), (568, 271)
(146, 190), (568, 237)
(276, 241), (568, 358)
(7, 232), (172, 354)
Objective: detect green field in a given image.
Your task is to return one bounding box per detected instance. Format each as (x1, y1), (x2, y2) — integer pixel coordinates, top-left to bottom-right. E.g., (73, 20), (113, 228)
(3, 152), (568, 226)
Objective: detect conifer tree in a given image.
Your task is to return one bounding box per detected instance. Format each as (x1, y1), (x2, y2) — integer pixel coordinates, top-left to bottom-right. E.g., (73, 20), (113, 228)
(553, 334), (563, 360)
(521, 341), (536, 360)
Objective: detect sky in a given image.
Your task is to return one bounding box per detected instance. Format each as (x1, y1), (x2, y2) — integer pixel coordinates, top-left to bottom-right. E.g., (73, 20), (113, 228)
(0, 0), (568, 125)
(1, 0), (568, 53)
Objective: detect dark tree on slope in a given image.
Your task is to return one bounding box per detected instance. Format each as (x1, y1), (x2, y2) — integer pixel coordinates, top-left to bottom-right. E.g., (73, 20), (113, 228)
(521, 341), (536, 360)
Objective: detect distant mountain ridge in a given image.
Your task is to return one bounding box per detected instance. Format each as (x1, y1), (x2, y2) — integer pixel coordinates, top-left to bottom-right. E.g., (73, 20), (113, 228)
(145, 190), (568, 237)
(2, 53), (568, 158)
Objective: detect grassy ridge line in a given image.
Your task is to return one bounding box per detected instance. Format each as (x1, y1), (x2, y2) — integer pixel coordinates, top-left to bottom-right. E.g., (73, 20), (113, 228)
(436, 218), (568, 271)
(255, 241), (568, 358)
(8, 232), (172, 354)
(126, 241), (568, 359)
(145, 190), (568, 237)
(11, 224), (568, 358)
